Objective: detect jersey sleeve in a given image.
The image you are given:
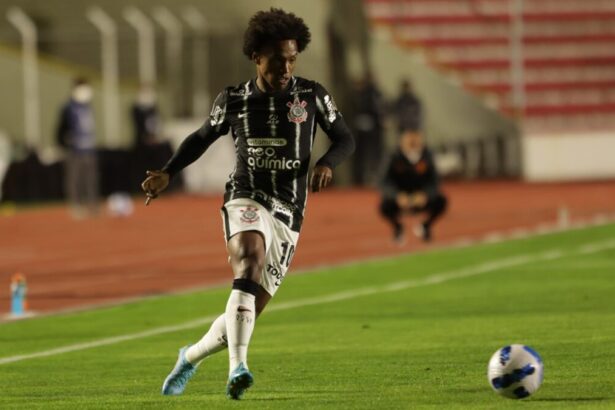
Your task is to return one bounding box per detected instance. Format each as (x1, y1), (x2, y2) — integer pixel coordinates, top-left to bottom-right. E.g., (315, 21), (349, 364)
(313, 83), (355, 169)
(161, 91), (230, 177)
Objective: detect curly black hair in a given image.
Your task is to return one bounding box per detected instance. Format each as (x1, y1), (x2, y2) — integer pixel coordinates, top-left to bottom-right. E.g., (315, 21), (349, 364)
(243, 8), (311, 58)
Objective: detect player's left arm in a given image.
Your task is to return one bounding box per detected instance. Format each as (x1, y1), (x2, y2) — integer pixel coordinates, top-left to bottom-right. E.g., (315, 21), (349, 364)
(312, 83), (355, 192)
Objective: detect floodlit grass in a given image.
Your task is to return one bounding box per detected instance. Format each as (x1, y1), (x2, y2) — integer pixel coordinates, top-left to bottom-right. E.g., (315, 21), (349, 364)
(1, 224), (614, 409)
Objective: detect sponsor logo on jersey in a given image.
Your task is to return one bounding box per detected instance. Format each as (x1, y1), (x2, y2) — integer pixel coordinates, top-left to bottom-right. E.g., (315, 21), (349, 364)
(287, 95), (308, 124)
(254, 190), (295, 217)
(239, 206), (260, 224)
(324, 95), (338, 123)
(247, 138), (287, 147)
(247, 147), (301, 171)
(247, 157), (301, 171)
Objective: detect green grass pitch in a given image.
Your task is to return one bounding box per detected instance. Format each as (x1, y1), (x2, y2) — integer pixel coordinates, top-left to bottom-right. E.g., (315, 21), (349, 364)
(1, 224), (615, 409)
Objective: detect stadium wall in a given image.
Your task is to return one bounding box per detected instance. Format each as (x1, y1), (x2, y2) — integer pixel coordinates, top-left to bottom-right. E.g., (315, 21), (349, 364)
(522, 131), (615, 181)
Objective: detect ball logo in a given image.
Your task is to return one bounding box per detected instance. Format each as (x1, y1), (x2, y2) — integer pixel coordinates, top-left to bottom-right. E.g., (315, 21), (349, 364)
(287, 95), (308, 124)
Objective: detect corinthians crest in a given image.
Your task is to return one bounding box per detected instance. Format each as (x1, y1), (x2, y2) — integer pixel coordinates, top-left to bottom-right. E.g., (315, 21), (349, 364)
(240, 206), (260, 224)
(286, 95), (308, 124)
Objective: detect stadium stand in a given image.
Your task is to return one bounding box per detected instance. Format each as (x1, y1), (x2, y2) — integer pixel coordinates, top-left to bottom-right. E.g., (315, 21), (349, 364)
(365, 0), (615, 131)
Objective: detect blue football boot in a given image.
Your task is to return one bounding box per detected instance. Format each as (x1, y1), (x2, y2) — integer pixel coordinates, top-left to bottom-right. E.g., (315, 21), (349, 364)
(161, 346), (196, 395)
(226, 362), (254, 400)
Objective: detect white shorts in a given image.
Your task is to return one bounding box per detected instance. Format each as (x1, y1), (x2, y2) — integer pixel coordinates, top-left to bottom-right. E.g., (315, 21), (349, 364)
(221, 198), (300, 296)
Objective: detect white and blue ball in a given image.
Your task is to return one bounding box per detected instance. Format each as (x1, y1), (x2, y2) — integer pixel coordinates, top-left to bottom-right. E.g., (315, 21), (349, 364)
(487, 344), (543, 399)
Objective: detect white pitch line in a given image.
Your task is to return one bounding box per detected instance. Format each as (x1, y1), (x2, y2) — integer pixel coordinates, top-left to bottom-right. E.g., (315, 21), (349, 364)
(1, 239), (614, 366)
(578, 239), (615, 255)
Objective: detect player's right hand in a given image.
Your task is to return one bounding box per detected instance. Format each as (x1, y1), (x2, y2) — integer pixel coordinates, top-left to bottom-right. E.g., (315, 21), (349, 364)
(141, 170), (169, 206)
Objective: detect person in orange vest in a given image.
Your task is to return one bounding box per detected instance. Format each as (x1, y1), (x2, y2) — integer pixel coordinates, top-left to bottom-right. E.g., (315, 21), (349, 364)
(379, 130), (448, 245)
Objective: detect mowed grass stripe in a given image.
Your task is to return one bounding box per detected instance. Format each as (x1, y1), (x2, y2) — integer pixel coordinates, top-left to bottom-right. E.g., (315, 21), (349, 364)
(1, 237), (614, 366)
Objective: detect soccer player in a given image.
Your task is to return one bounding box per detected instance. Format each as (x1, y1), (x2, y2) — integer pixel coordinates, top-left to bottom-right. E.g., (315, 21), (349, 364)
(379, 130), (447, 244)
(141, 8), (354, 400)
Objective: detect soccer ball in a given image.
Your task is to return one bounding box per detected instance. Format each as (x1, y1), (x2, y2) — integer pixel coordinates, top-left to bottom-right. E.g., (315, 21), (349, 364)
(487, 344), (544, 399)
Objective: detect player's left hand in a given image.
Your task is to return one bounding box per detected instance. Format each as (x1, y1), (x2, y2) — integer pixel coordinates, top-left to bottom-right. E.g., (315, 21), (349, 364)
(310, 165), (333, 192)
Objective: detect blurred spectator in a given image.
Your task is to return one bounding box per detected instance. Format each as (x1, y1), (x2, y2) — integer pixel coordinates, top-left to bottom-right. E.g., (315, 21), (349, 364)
(379, 130), (448, 245)
(350, 72), (385, 185)
(56, 77), (99, 218)
(132, 84), (160, 148)
(392, 79), (423, 134)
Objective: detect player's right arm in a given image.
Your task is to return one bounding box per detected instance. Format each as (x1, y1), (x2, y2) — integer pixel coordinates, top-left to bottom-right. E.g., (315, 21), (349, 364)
(141, 91), (230, 205)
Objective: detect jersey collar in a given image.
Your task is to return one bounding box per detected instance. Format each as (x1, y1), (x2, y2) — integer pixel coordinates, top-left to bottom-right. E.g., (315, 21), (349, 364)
(251, 76), (296, 96)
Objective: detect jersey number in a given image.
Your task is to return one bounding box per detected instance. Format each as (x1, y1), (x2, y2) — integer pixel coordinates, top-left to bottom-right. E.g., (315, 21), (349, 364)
(279, 241), (295, 268)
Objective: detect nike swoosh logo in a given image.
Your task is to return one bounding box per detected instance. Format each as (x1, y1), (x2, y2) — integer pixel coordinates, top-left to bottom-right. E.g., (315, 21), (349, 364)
(238, 113), (248, 118)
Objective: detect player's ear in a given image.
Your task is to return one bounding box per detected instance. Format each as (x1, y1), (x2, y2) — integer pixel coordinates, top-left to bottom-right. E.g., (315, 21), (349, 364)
(252, 52), (260, 65)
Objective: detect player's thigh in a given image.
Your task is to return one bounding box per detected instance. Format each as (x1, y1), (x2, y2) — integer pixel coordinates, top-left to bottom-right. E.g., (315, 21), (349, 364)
(222, 199), (274, 283)
(227, 230), (267, 281)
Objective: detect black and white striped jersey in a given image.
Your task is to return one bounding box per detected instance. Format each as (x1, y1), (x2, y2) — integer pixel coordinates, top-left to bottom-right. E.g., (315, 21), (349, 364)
(162, 76), (355, 232)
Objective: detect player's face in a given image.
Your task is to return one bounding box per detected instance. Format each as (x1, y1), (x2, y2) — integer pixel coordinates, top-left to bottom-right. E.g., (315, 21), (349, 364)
(254, 39), (298, 92)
